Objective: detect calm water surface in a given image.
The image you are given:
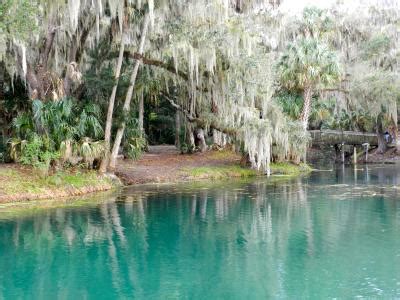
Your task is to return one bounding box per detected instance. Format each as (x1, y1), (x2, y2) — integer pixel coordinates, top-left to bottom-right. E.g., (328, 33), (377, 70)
(1, 165), (400, 299)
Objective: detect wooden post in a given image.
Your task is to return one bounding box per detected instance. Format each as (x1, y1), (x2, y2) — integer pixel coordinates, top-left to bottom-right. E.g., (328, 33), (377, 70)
(362, 142), (369, 163)
(341, 142), (345, 164)
(354, 165), (357, 182)
(353, 146), (357, 165)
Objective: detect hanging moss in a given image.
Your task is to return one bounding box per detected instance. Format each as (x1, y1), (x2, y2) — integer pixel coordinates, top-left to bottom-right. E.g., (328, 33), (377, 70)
(2, 0), (399, 174)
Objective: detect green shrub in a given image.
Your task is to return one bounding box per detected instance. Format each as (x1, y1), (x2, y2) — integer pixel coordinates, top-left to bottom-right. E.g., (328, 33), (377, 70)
(123, 118), (147, 160)
(125, 136), (147, 160)
(0, 136), (8, 163)
(9, 98), (105, 170)
(180, 143), (195, 154)
(18, 134), (59, 175)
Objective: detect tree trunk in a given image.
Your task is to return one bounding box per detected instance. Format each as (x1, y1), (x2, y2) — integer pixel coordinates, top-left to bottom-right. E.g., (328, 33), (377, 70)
(109, 14), (150, 171)
(395, 129), (400, 153)
(196, 128), (207, 152)
(21, 11), (94, 100)
(0, 62), (4, 100)
(138, 92), (144, 136)
(212, 129), (219, 145)
(186, 122), (195, 149)
(212, 129), (227, 147)
(235, 0), (243, 12)
(175, 110), (181, 148)
(377, 131), (387, 154)
(389, 119), (400, 153)
(376, 114), (387, 154)
(99, 37), (125, 173)
(299, 86), (312, 130)
(386, 124), (400, 152)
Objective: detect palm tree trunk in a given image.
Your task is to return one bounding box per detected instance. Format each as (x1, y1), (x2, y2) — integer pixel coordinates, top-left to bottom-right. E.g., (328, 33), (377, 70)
(186, 122), (195, 149)
(175, 110), (181, 148)
(0, 62), (4, 101)
(299, 86), (312, 130)
(138, 92), (144, 136)
(109, 14), (150, 171)
(99, 37), (125, 173)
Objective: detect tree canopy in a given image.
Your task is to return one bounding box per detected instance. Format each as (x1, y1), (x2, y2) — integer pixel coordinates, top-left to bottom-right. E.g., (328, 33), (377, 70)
(0, 0), (399, 172)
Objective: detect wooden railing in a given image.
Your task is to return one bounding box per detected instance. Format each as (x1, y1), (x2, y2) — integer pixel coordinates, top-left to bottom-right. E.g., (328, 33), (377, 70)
(308, 130), (378, 146)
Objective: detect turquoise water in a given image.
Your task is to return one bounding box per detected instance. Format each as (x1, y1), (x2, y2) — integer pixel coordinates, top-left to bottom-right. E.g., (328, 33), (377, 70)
(1, 166), (400, 299)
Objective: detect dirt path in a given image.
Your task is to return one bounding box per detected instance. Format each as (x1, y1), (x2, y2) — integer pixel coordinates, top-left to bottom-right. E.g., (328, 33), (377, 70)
(116, 145), (242, 184)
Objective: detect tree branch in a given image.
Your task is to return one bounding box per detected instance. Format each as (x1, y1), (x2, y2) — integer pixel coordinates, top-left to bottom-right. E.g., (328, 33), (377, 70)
(41, 25), (59, 69)
(69, 13), (96, 63)
(125, 51), (189, 81)
(320, 88), (349, 94)
(162, 94), (236, 135)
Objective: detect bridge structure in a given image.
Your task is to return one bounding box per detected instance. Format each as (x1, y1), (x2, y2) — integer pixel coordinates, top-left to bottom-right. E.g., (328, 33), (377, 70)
(309, 130), (378, 146)
(308, 130), (379, 163)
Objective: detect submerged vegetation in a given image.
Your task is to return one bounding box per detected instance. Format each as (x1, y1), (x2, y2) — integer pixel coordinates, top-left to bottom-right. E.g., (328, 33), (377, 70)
(0, 0), (399, 183)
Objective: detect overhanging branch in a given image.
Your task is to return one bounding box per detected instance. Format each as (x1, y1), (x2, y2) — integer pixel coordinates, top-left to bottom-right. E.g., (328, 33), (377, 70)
(162, 93), (237, 135)
(125, 52), (189, 81)
(124, 51), (210, 92)
(320, 88), (350, 94)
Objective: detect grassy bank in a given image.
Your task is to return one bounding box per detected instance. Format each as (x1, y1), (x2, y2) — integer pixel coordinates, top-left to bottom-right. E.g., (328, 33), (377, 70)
(0, 165), (116, 203)
(183, 165), (259, 179)
(183, 162), (312, 180)
(270, 162), (313, 176)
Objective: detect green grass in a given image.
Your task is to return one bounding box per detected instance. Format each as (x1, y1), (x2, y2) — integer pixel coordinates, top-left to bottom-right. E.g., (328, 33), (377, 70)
(46, 171), (102, 188)
(270, 162), (312, 176)
(183, 162), (311, 180)
(0, 167), (113, 197)
(208, 149), (240, 160)
(184, 165), (259, 179)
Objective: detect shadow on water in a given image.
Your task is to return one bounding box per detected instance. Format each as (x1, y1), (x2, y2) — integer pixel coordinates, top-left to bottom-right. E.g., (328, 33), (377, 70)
(0, 165), (400, 298)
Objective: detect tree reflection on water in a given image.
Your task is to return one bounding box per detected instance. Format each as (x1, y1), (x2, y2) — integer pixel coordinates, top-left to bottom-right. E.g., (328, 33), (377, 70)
(1, 165), (400, 298)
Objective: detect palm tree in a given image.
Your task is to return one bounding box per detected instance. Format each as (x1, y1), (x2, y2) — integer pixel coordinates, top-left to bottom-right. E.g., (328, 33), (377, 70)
(351, 71), (400, 153)
(99, 35), (125, 174)
(109, 13), (150, 171)
(277, 38), (341, 130)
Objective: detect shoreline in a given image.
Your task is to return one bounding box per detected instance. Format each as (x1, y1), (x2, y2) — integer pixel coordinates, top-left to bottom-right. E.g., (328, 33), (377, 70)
(0, 150), (311, 204)
(0, 183), (115, 204)
(0, 165), (117, 204)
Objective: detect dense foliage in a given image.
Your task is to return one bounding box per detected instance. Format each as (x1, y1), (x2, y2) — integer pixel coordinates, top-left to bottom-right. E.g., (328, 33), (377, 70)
(0, 0), (399, 173)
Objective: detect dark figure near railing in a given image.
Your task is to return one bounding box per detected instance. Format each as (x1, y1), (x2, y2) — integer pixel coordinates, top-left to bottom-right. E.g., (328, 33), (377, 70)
(384, 131), (391, 143)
